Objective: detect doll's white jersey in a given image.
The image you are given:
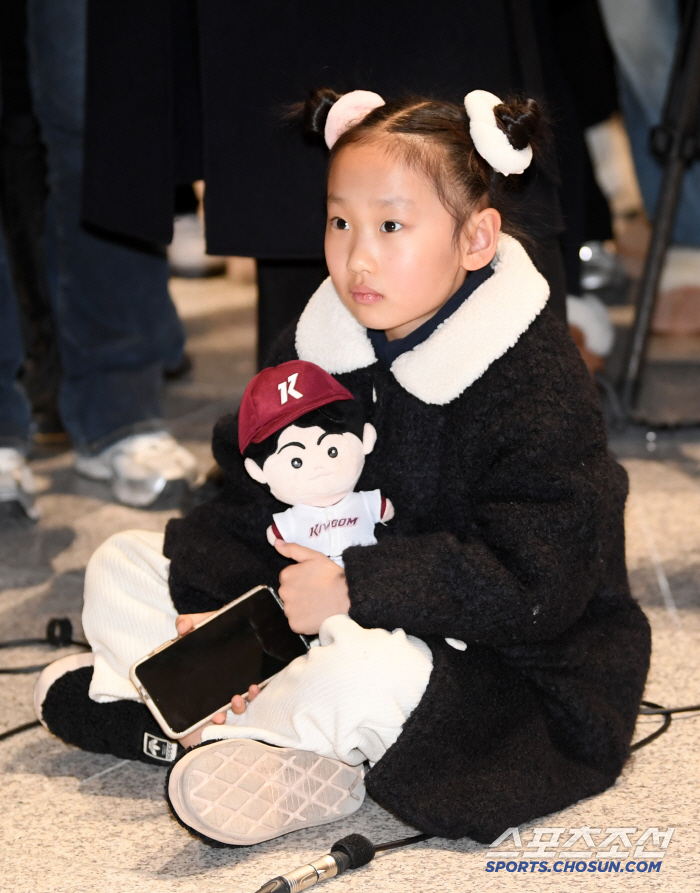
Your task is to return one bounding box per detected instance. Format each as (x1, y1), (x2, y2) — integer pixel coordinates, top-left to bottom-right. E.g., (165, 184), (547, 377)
(272, 490), (384, 568)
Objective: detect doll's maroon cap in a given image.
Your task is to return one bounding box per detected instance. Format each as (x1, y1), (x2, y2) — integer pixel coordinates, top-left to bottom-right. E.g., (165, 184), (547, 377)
(238, 360), (355, 453)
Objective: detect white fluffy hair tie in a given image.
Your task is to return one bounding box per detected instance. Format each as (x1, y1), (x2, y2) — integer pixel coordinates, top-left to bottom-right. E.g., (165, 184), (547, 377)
(464, 90), (533, 176)
(324, 90), (386, 149)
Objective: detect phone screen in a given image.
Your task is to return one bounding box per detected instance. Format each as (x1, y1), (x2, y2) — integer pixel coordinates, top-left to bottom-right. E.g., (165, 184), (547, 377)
(132, 586), (308, 735)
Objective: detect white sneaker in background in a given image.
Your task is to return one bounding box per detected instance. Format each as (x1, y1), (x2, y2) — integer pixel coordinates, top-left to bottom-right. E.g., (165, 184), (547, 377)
(74, 431), (198, 507)
(0, 447), (39, 520)
(168, 214), (226, 278)
(567, 294), (616, 375)
(567, 295), (616, 357)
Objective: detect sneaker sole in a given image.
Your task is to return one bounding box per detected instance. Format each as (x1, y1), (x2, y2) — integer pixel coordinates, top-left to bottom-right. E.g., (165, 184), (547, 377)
(34, 651), (94, 728)
(167, 739), (365, 846)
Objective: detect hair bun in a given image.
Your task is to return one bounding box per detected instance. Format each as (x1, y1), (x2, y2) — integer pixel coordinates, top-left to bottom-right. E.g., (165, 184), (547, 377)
(303, 87), (343, 140)
(493, 98), (542, 151)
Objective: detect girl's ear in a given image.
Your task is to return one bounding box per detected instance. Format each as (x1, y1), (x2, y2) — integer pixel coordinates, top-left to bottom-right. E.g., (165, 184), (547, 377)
(461, 207), (501, 271)
(361, 423), (378, 455)
(244, 457), (268, 485)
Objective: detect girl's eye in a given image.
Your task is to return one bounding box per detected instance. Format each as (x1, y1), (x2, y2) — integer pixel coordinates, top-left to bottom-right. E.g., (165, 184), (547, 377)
(291, 457), (303, 469)
(380, 220), (402, 233)
(331, 217), (349, 230)
(327, 446), (338, 458)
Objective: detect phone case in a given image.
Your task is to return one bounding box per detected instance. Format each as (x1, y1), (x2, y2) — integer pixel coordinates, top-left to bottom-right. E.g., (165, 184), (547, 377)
(129, 585), (308, 740)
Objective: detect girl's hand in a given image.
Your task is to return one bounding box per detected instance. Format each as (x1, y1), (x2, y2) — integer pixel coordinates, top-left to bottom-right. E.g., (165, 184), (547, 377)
(175, 611), (215, 637)
(274, 540), (350, 635)
(210, 684), (261, 724)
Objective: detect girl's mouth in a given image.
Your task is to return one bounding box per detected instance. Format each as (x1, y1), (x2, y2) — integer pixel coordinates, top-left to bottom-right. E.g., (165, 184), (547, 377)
(351, 289), (383, 305)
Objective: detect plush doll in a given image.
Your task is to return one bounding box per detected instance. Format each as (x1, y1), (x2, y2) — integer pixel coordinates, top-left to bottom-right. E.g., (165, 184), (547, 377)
(238, 360), (393, 566)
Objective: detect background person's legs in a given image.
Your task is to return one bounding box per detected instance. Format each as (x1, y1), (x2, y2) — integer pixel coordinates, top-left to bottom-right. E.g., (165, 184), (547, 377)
(26, 0), (187, 453)
(0, 223), (37, 516)
(0, 112), (37, 514)
(0, 222), (31, 449)
(617, 75), (700, 248)
(598, 0), (700, 247)
(256, 259), (328, 368)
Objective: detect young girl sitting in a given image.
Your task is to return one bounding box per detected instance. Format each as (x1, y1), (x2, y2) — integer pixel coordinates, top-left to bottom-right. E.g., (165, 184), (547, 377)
(36, 87), (651, 848)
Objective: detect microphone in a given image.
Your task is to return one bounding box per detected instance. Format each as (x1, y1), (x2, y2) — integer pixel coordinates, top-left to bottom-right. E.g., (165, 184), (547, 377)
(253, 834), (376, 893)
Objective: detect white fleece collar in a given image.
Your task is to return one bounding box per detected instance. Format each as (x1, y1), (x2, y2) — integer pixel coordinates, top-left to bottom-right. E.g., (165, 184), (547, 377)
(295, 233), (549, 405)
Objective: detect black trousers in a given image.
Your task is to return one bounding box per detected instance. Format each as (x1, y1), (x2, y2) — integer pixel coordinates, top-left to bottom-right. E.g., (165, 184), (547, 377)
(256, 258), (328, 369)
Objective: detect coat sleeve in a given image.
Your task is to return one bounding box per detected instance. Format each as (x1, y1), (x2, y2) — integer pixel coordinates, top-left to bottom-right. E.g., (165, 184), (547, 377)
(343, 387), (625, 648)
(164, 326), (300, 613)
(164, 412), (289, 613)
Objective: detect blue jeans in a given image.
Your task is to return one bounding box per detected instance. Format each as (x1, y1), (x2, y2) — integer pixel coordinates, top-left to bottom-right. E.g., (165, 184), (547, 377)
(598, 0), (700, 247)
(0, 0), (185, 453)
(0, 224), (31, 448)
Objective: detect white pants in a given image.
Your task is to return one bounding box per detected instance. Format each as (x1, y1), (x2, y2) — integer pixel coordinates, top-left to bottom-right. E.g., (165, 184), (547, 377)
(81, 530), (433, 765)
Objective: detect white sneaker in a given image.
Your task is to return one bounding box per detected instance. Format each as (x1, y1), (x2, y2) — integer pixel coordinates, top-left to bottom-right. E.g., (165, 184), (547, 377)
(0, 447), (39, 519)
(166, 738), (366, 846)
(167, 214), (226, 278)
(75, 431), (198, 507)
(567, 294), (615, 357)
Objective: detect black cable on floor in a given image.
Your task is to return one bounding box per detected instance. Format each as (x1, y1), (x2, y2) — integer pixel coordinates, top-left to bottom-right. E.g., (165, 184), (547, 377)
(374, 832), (433, 853)
(0, 617), (88, 650)
(0, 637), (60, 649)
(631, 700), (673, 751)
(0, 618), (88, 742)
(0, 664), (53, 675)
(0, 617), (89, 675)
(0, 720), (40, 742)
(639, 702), (700, 716)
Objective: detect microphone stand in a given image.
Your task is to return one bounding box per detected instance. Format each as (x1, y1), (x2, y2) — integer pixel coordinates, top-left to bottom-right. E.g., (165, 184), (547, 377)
(619, 0), (700, 421)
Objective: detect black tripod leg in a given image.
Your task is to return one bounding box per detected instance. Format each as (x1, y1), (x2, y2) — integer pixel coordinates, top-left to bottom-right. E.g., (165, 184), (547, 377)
(619, 0), (700, 419)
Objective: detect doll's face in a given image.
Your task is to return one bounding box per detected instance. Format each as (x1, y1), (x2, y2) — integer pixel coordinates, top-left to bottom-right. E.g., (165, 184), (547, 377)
(245, 422), (377, 507)
(325, 139), (500, 341)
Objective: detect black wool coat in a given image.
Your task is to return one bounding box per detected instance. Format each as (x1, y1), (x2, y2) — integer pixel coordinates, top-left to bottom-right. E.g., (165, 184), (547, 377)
(164, 236), (651, 843)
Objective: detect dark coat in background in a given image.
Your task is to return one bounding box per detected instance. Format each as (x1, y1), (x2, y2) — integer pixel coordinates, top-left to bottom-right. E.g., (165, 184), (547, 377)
(164, 236), (651, 842)
(81, 0), (567, 264)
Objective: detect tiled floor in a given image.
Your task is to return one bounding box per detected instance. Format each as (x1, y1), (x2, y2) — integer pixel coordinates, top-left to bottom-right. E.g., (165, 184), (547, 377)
(1, 274), (699, 892)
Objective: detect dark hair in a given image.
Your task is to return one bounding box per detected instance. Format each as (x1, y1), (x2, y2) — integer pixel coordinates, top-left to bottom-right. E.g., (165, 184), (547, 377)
(243, 399), (366, 467)
(301, 89), (545, 243)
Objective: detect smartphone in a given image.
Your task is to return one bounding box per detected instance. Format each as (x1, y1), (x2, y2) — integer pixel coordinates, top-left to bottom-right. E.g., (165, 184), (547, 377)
(129, 585), (309, 739)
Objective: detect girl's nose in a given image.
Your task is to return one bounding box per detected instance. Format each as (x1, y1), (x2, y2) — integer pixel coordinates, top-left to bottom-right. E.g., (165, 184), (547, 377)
(347, 235), (374, 274)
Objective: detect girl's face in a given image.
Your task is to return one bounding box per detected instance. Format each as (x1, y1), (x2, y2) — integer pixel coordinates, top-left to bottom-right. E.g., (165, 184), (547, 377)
(325, 140), (500, 341)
